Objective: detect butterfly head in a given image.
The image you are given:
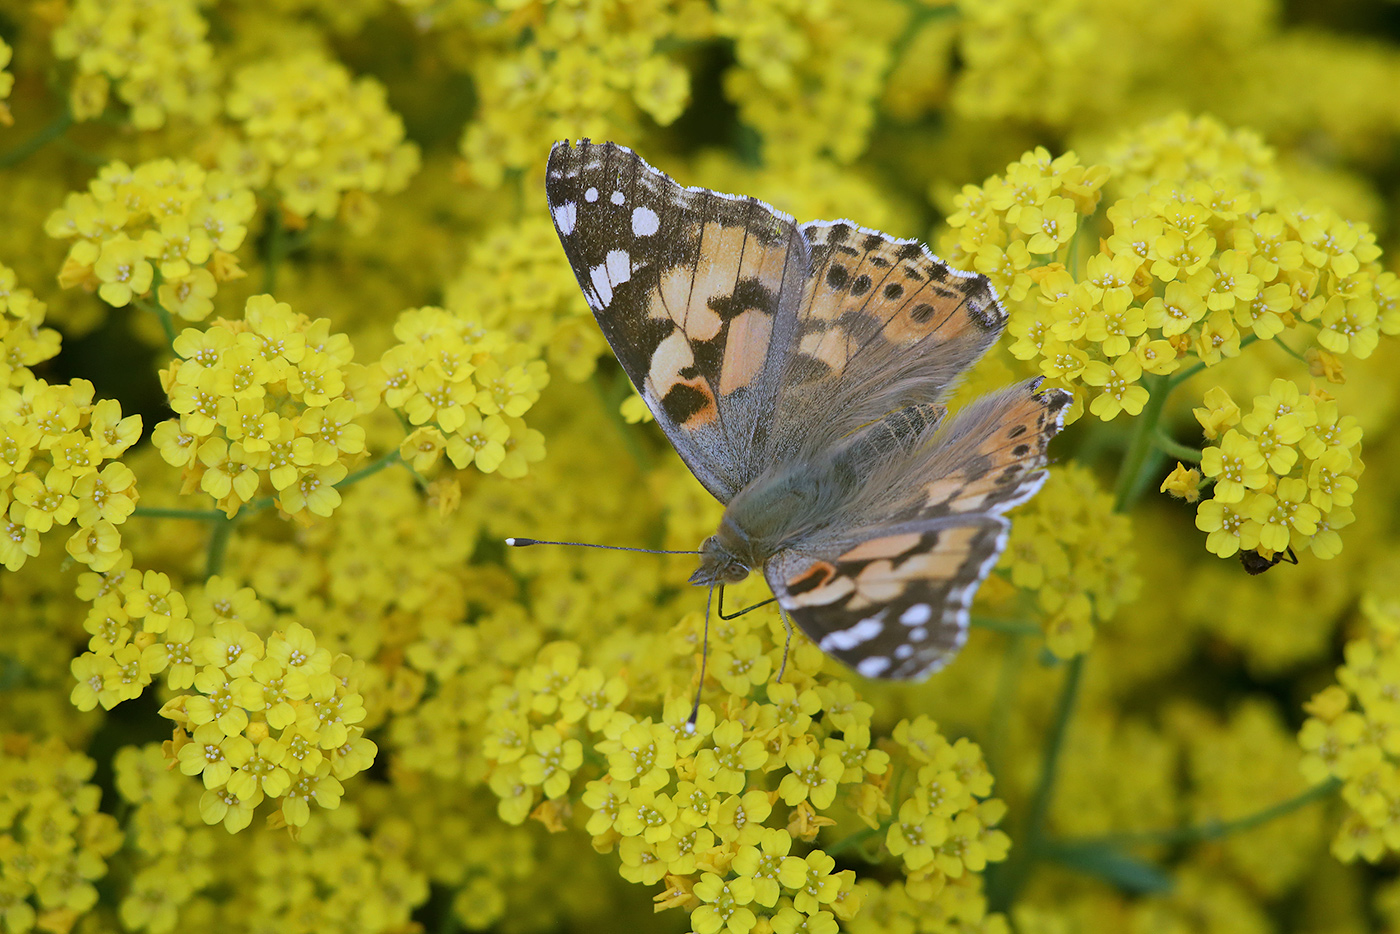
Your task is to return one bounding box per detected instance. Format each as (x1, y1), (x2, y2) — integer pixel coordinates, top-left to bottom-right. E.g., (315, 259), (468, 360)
(689, 518), (754, 587)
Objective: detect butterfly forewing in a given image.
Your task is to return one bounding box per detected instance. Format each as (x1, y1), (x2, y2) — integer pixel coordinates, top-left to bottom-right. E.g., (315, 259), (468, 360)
(765, 222), (1010, 462)
(545, 140), (808, 502)
(766, 517), (1010, 680)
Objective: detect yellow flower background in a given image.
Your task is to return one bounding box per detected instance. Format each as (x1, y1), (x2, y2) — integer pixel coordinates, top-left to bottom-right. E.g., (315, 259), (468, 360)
(3, 0), (1400, 932)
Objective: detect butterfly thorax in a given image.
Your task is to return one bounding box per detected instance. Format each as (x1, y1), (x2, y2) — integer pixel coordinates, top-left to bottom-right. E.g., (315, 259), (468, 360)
(689, 459), (855, 587)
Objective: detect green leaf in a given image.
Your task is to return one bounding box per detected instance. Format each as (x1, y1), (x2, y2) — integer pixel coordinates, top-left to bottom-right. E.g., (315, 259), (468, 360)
(1041, 842), (1174, 894)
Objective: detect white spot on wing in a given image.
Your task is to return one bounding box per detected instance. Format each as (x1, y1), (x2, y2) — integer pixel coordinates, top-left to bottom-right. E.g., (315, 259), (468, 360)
(900, 604), (932, 626)
(819, 616), (884, 652)
(857, 656), (891, 678)
(553, 202), (577, 236)
(895, 644), (914, 660)
(606, 250), (631, 287)
(585, 187), (599, 202)
(589, 264), (613, 307)
(909, 626), (927, 641)
(611, 190), (625, 205)
(632, 206), (660, 236)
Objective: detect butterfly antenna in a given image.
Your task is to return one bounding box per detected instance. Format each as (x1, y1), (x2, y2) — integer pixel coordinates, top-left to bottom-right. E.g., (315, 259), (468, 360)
(688, 584), (714, 730)
(505, 538), (700, 555)
(776, 604), (794, 684)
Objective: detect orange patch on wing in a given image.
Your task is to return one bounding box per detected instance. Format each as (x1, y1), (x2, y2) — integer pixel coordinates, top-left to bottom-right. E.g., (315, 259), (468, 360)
(649, 266), (724, 340)
(851, 561), (903, 604)
(680, 389), (719, 428)
(692, 223), (749, 310)
(786, 573), (855, 608)
(798, 328), (857, 374)
(719, 309), (773, 394)
(842, 532), (921, 562)
(892, 526), (977, 579)
(788, 560), (837, 593)
(880, 290), (972, 344)
(923, 474), (966, 510)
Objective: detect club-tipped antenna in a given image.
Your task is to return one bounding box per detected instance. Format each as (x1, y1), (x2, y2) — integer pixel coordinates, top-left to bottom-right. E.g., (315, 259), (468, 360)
(505, 537), (701, 555)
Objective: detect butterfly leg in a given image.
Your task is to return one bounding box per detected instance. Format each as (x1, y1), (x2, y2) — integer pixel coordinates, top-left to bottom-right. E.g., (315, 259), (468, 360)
(775, 604), (794, 684)
(717, 583), (776, 620)
(688, 584), (715, 729)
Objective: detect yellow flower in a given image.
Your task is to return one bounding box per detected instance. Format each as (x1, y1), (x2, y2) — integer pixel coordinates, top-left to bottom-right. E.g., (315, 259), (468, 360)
(777, 743), (843, 810)
(730, 827), (794, 907)
(1195, 498), (1261, 558)
(691, 872), (758, 934)
(1082, 353), (1147, 420)
(1160, 463), (1203, 502)
(1246, 478), (1320, 553)
(1200, 429), (1268, 502)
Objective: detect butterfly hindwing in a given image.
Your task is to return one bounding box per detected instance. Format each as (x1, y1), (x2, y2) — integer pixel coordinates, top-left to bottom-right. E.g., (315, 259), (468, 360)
(766, 516), (1010, 680)
(915, 378), (1073, 520)
(546, 140), (808, 502)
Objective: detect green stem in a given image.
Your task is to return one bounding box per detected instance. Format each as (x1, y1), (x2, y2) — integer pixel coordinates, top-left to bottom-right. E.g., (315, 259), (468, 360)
(1152, 431), (1203, 464)
(0, 108), (74, 169)
(1047, 778), (1340, 850)
(970, 616), (1043, 637)
(336, 449), (402, 489)
(992, 654), (1085, 908)
(1112, 374), (1170, 512)
(1274, 338), (1310, 365)
(1165, 334), (1261, 392)
(131, 506), (226, 521)
(134, 295), (178, 348)
(886, 3), (960, 65)
(205, 515), (236, 579)
(1024, 655), (1084, 845)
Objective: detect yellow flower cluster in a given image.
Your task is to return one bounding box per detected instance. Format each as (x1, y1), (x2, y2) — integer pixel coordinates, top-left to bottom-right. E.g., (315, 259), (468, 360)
(383, 304), (549, 479)
(153, 295), (377, 518)
(222, 52), (420, 224)
(990, 465), (1140, 657)
(1298, 596), (1400, 864)
(111, 744), (423, 932)
(71, 567), (376, 832)
(1193, 379), (1361, 562)
(477, 597), (1011, 934)
(953, 0), (1108, 126)
(443, 218), (604, 383)
(941, 147), (1110, 330)
(45, 158), (255, 319)
(949, 114), (1395, 428)
(1, 264), (142, 572)
(0, 735), (123, 934)
(715, 0), (903, 166)
(50, 0), (220, 127)
(445, 0), (695, 188)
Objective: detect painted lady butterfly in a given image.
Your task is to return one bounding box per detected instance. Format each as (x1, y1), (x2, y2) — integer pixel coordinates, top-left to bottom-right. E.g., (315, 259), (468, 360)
(545, 140), (1070, 680)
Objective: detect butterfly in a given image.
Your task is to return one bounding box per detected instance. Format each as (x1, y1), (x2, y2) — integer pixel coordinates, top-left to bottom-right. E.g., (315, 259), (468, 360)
(544, 139), (1070, 680)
